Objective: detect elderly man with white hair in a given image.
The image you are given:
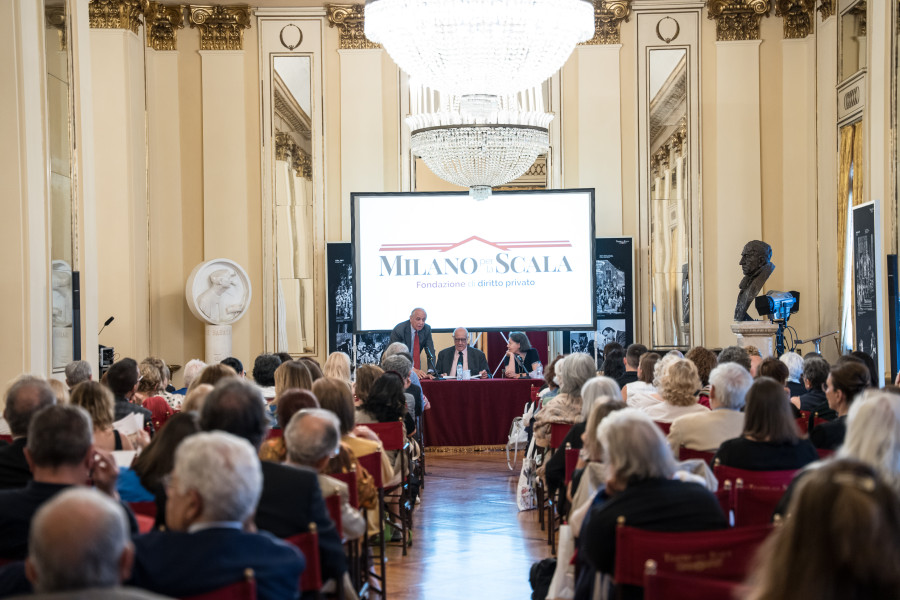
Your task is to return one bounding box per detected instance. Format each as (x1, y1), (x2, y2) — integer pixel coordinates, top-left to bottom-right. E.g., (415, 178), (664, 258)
(21, 487), (168, 599)
(129, 432), (304, 600)
(285, 409), (367, 540)
(667, 362), (753, 457)
(174, 359), (207, 395)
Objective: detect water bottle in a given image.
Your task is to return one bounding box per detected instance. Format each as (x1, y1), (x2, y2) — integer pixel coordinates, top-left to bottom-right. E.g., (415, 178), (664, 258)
(457, 362), (463, 380)
(535, 363), (544, 379)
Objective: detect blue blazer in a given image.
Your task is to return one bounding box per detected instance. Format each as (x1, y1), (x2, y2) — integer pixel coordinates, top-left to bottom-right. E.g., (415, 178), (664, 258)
(130, 527), (305, 600)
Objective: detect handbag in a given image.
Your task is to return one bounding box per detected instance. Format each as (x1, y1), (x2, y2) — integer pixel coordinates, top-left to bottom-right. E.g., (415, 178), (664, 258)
(517, 436), (538, 511)
(546, 523), (576, 599)
(507, 416), (529, 470)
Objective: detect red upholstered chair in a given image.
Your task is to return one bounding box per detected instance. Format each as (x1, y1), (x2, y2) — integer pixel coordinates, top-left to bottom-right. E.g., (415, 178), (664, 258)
(549, 423), (572, 449)
(679, 447), (716, 466)
(653, 421), (671, 436)
(328, 469), (364, 592)
(713, 465), (798, 527)
(285, 524), (323, 599)
(816, 448), (835, 460)
(325, 492), (343, 540)
(142, 396), (174, 431)
(355, 453), (386, 596)
(329, 470), (359, 509)
(544, 424), (574, 553)
(364, 420), (412, 555)
(265, 428), (283, 441)
(129, 501), (157, 534)
(181, 568), (257, 600)
(795, 409), (811, 435)
(0, 435), (13, 444)
(614, 521), (774, 589)
(643, 560), (749, 600)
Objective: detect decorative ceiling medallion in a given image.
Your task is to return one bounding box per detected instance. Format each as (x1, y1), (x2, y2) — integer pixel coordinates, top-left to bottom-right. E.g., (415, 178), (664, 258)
(279, 24), (303, 51)
(89, 0), (144, 35)
(145, 2), (185, 51)
(706, 0), (771, 41)
(188, 5), (251, 51)
(656, 16), (680, 43)
(581, 0), (633, 45)
(326, 4), (380, 50)
(775, 0), (815, 38)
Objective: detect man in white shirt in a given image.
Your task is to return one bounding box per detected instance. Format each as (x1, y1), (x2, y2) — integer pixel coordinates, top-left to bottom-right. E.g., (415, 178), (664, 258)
(435, 328), (489, 378)
(668, 362), (752, 458)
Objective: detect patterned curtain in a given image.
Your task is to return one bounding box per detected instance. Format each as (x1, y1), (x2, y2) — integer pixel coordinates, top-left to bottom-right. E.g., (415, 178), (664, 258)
(837, 121), (865, 352)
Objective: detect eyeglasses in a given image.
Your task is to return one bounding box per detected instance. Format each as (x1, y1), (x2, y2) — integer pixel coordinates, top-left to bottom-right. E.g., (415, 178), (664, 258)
(453, 337), (468, 342)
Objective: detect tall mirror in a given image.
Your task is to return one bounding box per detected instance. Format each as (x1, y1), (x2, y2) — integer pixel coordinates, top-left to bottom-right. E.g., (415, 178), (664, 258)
(45, 0), (77, 370)
(648, 49), (689, 347)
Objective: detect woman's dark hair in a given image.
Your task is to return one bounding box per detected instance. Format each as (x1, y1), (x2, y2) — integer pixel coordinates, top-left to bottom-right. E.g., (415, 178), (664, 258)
(276, 352), (294, 364)
(601, 348), (626, 381)
(602, 341), (624, 361)
(638, 352), (660, 384)
(850, 351), (878, 387)
(354, 364), (384, 403)
(544, 355), (564, 389)
(299, 357), (324, 381)
(509, 332), (532, 351)
(758, 357), (789, 385)
(686, 346), (717, 386)
(830, 361), (871, 408)
(252, 354), (281, 387)
(360, 372), (406, 423)
(132, 412), (200, 491)
(276, 389), (319, 429)
(191, 363), (237, 391)
(742, 377), (798, 444)
(312, 377), (354, 435)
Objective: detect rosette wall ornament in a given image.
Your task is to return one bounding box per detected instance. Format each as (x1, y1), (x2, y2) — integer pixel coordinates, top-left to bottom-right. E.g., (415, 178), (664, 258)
(366, 0), (592, 198)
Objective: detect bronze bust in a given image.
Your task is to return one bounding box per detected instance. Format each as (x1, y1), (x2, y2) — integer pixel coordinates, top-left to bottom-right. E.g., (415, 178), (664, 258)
(734, 240), (775, 322)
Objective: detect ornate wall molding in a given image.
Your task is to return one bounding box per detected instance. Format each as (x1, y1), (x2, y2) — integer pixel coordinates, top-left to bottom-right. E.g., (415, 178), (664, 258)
(275, 132), (294, 162)
(581, 0), (632, 45)
(292, 150), (312, 180)
(145, 3), (185, 50)
(89, 0), (144, 35)
(188, 5), (251, 51)
(45, 6), (67, 51)
(326, 4), (381, 50)
(816, 0), (833, 19)
(706, 0), (771, 41)
(775, 0), (815, 38)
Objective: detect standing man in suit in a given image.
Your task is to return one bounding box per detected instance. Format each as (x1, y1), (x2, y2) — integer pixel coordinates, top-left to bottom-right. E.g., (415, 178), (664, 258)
(436, 328), (489, 379)
(389, 308), (435, 379)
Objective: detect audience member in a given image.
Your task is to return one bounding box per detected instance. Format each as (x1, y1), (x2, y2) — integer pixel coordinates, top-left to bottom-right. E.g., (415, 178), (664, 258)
(850, 350), (879, 387)
(259, 389), (319, 463)
(284, 409), (366, 540)
(0, 376), (56, 490)
(47, 380), (70, 406)
(717, 345), (752, 372)
(273, 361), (312, 400)
(175, 358), (206, 394)
(621, 352), (659, 403)
(714, 377), (818, 470)
(64, 360), (92, 389)
(132, 362), (163, 405)
(757, 356), (800, 417)
(382, 342), (424, 396)
(353, 364), (384, 405)
(686, 346), (717, 406)
(745, 345), (763, 376)
(791, 356), (834, 418)
(538, 355), (564, 403)
(0, 405), (122, 560)
(299, 357), (323, 382)
(140, 357), (179, 404)
(627, 352), (679, 409)
(639, 358), (708, 423)
(198, 379), (346, 583)
(105, 359), (153, 433)
(323, 352), (352, 383)
(189, 363), (237, 391)
(600, 347), (626, 382)
(180, 383), (213, 414)
(220, 356), (245, 378)
(533, 353), (595, 448)
(810, 361), (871, 450)
(129, 432), (305, 600)
(24, 487), (166, 599)
(616, 344), (647, 389)
(745, 459), (900, 600)
(141, 396), (174, 433)
(70, 382), (134, 452)
(779, 351), (806, 398)
(667, 363), (752, 457)
(252, 354), (282, 401)
(381, 354), (419, 426)
(579, 409), (727, 599)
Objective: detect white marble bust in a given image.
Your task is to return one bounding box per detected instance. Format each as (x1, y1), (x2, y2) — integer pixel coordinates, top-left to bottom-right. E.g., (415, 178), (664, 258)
(186, 259), (251, 326)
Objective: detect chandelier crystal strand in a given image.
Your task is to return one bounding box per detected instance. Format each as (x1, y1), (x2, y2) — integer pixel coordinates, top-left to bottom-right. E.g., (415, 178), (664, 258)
(366, 0), (594, 97)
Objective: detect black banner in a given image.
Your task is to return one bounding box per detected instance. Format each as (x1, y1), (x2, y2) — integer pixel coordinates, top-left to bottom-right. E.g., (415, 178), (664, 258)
(853, 203), (879, 371)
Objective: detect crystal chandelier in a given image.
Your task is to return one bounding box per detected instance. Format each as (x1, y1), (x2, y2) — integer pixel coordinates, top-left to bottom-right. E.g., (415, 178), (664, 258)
(365, 0), (595, 97)
(407, 84), (553, 200)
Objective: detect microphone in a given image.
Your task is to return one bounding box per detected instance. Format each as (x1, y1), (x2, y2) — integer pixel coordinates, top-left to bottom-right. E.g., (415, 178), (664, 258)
(98, 316), (114, 336)
(423, 346), (440, 379)
(515, 354), (527, 375)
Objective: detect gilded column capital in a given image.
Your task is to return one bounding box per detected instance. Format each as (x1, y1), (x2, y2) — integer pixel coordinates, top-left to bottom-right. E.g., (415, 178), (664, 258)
(706, 0), (771, 41)
(581, 0), (632, 45)
(188, 5), (251, 51)
(816, 0), (833, 20)
(326, 4), (380, 50)
(775, 0), (815, 38)
(275, 132), (294, 162)
(45, 6), (67, 51)
(89, 0), (145, 35)
(145, 3), (185, 50)
(293, 149), (313, 180)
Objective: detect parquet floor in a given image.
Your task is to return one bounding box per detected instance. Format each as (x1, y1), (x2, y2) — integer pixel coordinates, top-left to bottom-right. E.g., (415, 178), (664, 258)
(382, 451), (548, 600)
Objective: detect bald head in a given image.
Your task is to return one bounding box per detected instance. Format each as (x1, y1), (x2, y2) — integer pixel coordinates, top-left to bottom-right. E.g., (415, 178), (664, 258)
(284, 408), (341, 470)
(409, 308), (427, 331)
(4, 376), (56, 437)
(27, 487), (132, 593)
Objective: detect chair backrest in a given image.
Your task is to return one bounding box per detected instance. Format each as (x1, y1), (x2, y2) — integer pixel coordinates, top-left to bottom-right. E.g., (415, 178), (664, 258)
(564, 446), (579, 485)
(614, 523), (774, 587)
(265, 428), (283, 440)
(365, 421), (404, 451)
(329, 469), (359, 509)
(732, 483), (788, 527)
(643, 561), (748, 600)
(128, 501), (157, 518)
(549, 422), (572, 449)
(713, 465), (798, 490)
(653, 421), (671, 435)
(530, 385), (541, 404)
(714, 480), (732, 518)
(816, 448), (835, 460)
(679, 447), (715, 465)
(285, 524), (322, 593)
(356, 452), (383, 489)
(795, 410), (811, 435)
(325, 492), (342, 536)
(181, 568), (257, 600)
(0, 434), (13, 444)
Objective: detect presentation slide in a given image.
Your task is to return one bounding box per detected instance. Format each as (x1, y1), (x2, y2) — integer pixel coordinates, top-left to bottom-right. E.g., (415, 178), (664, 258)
(352, 190), (596, 332)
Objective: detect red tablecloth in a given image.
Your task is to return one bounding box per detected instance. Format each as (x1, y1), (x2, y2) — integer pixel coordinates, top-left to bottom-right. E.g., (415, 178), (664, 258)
(421, 378), (540, 448)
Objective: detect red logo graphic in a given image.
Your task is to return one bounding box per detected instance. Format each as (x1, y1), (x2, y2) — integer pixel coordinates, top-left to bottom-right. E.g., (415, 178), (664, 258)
(378, 236), (572, 253)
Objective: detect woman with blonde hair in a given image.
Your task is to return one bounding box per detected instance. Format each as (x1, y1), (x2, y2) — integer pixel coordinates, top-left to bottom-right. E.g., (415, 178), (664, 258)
(133, 362), (164, 404)
(188, 363), (237, 392)
(70, 381), (134, 451)
(323, 352), (352, 384)
(533, 353), (596, 448)
(273, 360), (312, 399)
(639, 358), (709, 423)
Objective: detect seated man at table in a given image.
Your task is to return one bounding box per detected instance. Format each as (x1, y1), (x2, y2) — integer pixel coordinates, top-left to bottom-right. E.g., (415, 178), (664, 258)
(436, 328), (489, 379)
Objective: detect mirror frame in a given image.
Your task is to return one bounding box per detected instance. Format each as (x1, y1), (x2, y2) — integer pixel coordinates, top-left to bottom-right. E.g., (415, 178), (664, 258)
(635, 9), (703, 349)
(258, 12), (327, 358)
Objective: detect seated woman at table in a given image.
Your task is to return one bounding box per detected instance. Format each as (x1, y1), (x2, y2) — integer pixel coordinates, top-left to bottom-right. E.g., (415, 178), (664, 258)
(501, 332), (542, 378)
(533, 352), (596, 448)
(714, 377), (818, 471)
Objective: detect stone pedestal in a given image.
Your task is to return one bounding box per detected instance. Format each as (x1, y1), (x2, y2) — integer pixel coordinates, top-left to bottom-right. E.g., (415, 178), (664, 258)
(205, 325), (232, 364)
(52, 326), (73, 369)
(731, 321), (780, 357)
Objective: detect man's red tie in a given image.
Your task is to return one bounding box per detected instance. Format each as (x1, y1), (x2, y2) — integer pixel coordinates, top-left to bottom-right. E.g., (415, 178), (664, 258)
(412, 333), (421, 370)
